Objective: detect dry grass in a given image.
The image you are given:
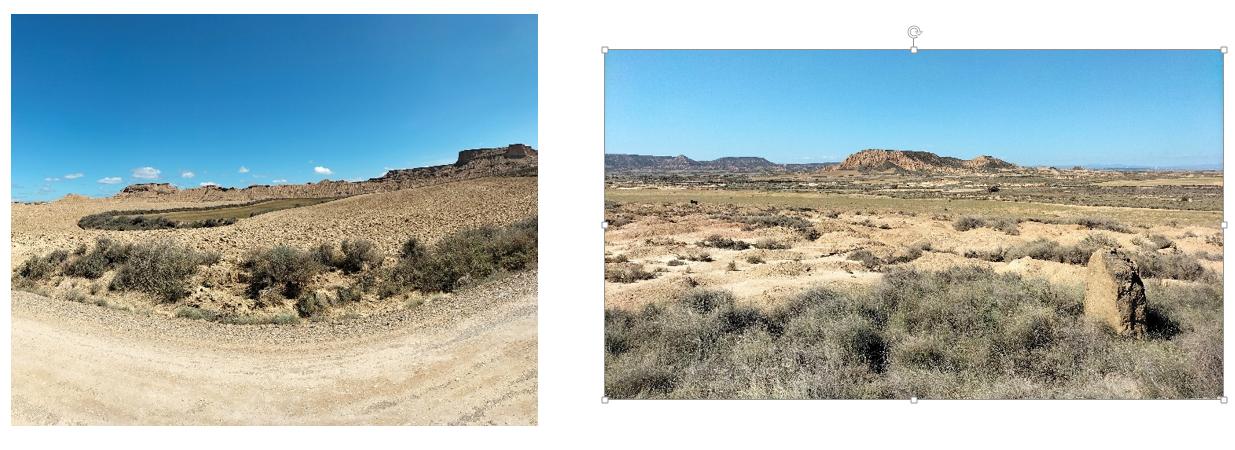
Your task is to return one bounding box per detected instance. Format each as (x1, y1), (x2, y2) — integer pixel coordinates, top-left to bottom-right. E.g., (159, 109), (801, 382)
(605, 266), (1222, 399)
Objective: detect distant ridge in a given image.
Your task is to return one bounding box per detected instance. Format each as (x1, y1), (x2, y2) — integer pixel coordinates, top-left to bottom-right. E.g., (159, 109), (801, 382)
(114, 144), (537, 202)
(605, 154), (831, 173)
(831, 149), (1017, 173)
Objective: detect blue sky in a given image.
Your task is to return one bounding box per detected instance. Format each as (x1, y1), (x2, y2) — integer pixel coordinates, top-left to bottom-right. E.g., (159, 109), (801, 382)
(605, 50), (1222, 169)
(12, 14), (536, 201)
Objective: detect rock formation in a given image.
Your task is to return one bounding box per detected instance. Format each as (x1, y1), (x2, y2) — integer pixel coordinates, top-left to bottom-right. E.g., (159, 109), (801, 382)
(831, 149), (1017, 173)
(112, 144), (537, 203)
(1083, 248), (1148, 338)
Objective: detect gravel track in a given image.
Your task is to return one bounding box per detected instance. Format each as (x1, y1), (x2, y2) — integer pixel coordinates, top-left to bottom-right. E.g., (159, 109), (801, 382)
(11, 271), (537, 425)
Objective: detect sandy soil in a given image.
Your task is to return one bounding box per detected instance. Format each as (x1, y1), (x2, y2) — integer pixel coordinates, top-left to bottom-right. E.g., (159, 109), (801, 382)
(11, 271), (537, 426)
(604, 196), (1223, 311)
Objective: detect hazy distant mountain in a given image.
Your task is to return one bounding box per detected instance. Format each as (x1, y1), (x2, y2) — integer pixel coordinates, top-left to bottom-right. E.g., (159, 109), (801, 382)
(605, 153), (834, 173)
(832, 149), (1017, 173)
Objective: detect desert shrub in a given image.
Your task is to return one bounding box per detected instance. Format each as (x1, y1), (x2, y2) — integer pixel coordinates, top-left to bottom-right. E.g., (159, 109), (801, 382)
(679, 249), (713, 262)
(382, 218), (538, 296)
(953, 216), (986, 232)
(1070, 217), (1131, 233)
(110, 240), (208, 302)
(96, 237), (134, 264)
(726, 261), (738, 271)
(17, 250), (69, 280)
(334, 284), (364, 303)
(1194, 251), (1222, 261)
(666, 259), (686, 266)
(954, 216), (1018, 235)
(678, 288), (736, 314)
(606, 265), (1224, 399)
(739, 215), (820, 240)
(745, 255), (765, 264)
(337, 239), (383, 273)
(1143, 234), (1175, 250)
(753, 238), (790, 250)
(312, 242), (337, 267)
(174, 305), (220, 321)
(604, 254), (629, 264)
(296, 290), (332, 317)
(699, 234), (750, 250)
(242, 245), (321, 299)
(1135, 251), (1209, 282)
(271, 313), (300, 325)
(848, 249), (881, 269)
(964, 248), (1006, 262)
(606, 263), (656, 283)
(399, 237), (427, 262)
(64, 250), (109, 279)
(991, 218), (1020, 235)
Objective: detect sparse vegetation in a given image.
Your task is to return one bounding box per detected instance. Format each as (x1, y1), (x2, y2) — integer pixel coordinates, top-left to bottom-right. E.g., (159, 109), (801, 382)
(753, 238), (790, 250)
(606, 267), (1221, 399)
(953, 216), (1019, 235)
(242, 245), (322, 299)
(382, 218), (538, 296)
(699, 234), (751, 250)
(110, 240), (214, 302)
(606, 263), (657, 283)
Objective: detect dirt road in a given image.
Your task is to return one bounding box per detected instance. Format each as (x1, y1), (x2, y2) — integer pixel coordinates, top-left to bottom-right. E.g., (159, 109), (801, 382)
(11, 272), (537, 425)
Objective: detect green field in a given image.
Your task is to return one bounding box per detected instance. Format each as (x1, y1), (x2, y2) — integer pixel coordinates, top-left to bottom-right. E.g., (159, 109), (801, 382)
(78, 197), (340, 230)
(154, 198), (337, 222)
(605, 188), (1221, 228)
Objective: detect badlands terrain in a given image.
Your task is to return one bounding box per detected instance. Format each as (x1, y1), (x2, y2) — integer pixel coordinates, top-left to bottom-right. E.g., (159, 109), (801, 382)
(604, 149), (1223, 399)
(11, 145), (538, 424)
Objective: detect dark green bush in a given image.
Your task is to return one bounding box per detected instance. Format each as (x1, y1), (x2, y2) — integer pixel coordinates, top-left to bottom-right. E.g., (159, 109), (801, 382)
(605, 262), (656, 283)
(110, 240), (208, 302)
(382, 218), (538, 296)
(699, 234), (750, 250)
(242, 245), (321, 298)
(337, 239), (383, 274)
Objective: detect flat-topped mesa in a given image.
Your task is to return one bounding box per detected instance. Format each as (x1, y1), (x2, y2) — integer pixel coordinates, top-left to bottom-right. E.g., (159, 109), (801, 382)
(832, 149), (1018, 173)
(455, 143), (538, 166)
(112, 144), (537, 203)
(119, 183), (179, 197)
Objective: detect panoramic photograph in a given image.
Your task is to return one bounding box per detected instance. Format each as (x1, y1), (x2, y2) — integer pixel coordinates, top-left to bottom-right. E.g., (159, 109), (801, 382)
(11, 15), (538, 424)
(603, 50), (1223, 399)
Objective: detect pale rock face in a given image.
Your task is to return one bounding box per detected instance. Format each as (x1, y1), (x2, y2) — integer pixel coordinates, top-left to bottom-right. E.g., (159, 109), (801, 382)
(1083, 248), (1148, 338)
(832, 149), (1016, 173)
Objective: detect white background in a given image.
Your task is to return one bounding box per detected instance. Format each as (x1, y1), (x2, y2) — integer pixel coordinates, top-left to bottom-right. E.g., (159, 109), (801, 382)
(2, 0), (1233, 448)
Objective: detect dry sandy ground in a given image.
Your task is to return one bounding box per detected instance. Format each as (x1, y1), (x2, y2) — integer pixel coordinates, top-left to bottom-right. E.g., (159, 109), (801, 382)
(604, 197), (1223, 311)
(11, 176), (538, 319)
(11, 271), (537, 425)
(12, 176), (538, 263)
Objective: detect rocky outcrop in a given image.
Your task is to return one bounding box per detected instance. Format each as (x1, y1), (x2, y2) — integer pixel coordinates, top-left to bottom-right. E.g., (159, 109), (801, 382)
(113, 144), (537, 203)
(832, 149), (1017, 173)
(119, 183), (179, 198)
(1083, 248), (1148, 338)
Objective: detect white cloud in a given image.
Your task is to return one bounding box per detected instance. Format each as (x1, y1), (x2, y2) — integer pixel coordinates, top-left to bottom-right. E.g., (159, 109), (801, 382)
(131, 167), (161, 179)
(200, 181), (218, 187)
(181, 171), (195, 178)
(238, 166), (250, 173)
(64, 173), (84, 179)
(44, 177), (60, 182)
(272, 179), (288, 183)
(314, 166), (333, 175)
(98, 177), (122, 184)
